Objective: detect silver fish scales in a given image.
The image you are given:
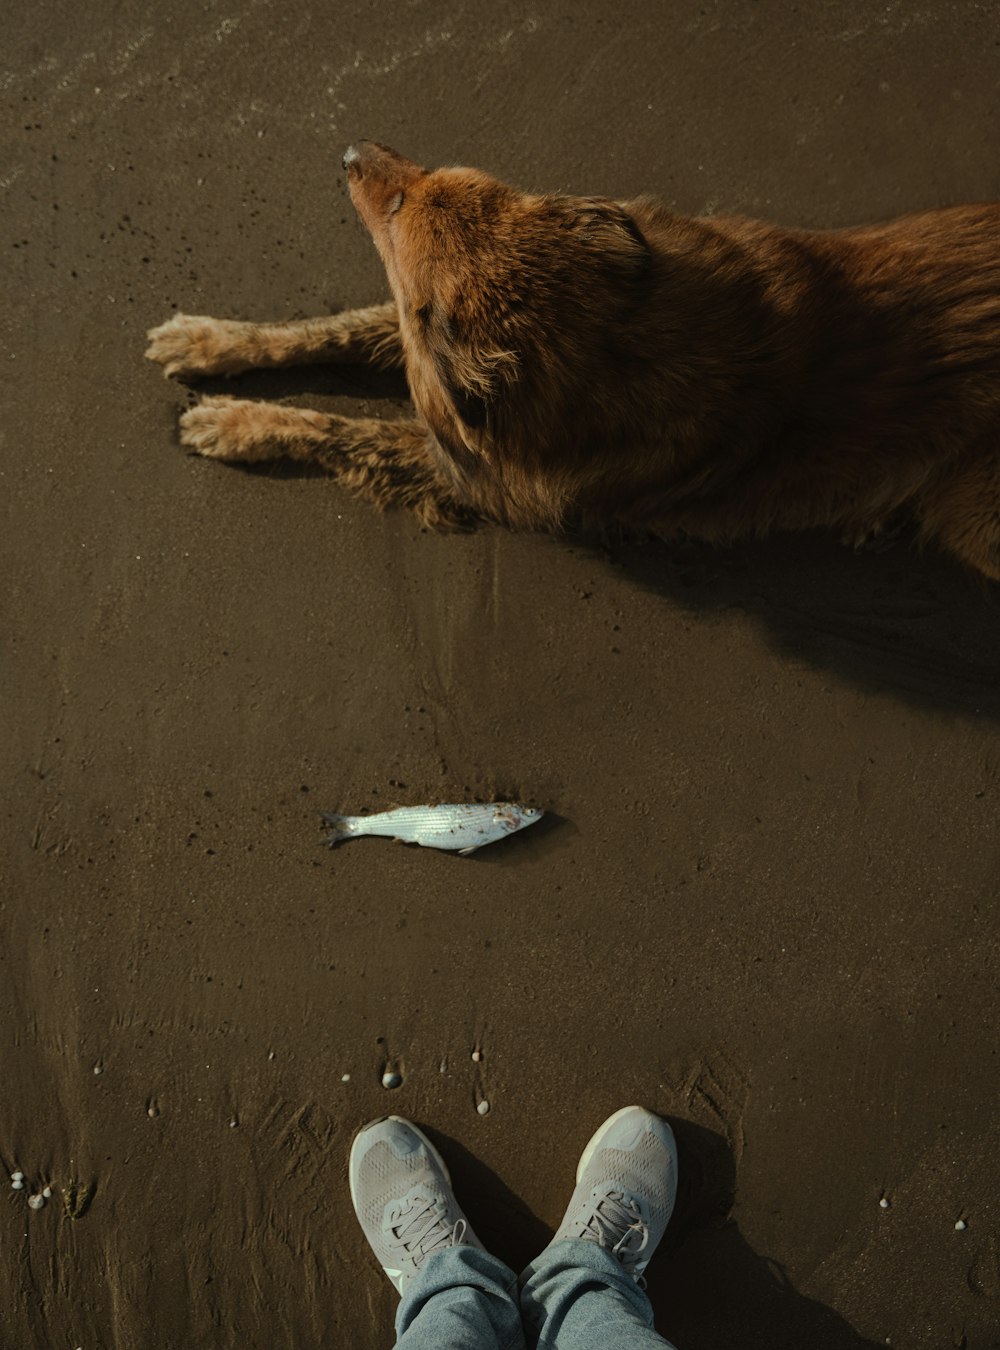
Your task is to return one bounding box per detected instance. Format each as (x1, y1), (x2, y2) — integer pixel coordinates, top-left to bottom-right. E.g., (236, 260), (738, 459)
(320, 801), (543, 855)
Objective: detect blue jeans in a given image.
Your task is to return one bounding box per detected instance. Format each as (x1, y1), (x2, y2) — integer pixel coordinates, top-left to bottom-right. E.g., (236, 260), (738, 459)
(395, 1239), (677, 1349)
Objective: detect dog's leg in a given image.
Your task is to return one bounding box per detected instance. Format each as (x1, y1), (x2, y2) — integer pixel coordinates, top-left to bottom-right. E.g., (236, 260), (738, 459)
(145, 303), (402, 379)
(917, 451), (1000, 582)
(179, 396), (470, 529)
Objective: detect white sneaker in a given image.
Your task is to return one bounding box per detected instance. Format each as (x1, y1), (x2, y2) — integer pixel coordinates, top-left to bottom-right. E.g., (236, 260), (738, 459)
(349, 1115), (484, 1296)
(547, 1105), (678, 1281)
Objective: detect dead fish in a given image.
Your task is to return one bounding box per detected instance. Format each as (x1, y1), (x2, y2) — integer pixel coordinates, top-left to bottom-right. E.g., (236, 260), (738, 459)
(320, 802), (543, 855)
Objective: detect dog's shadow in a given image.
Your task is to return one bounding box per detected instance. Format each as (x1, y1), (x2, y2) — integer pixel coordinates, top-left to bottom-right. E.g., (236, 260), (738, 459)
(425, 1119), (882, 1350)
(185, 363), (1000, 720)
(594, 527), (1000, 722)
(193, 362), (409, 410)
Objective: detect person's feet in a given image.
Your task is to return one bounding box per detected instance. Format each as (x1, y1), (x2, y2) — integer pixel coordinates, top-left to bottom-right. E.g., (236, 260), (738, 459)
(547, 1105), (678, 1281)
(349, 1115), (484, 1295)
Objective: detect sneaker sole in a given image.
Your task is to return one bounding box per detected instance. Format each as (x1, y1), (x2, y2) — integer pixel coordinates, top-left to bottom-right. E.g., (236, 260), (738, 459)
(575, 1105), (677, 1183)
(348, 1116), (453, 1219)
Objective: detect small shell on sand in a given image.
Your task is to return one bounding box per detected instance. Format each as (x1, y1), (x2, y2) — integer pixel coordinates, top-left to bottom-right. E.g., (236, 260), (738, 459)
(477, 1100), (490, 1116)
(42, 1186), (52, 1199)
(11, 1171), (24, 1183)
(341, 1073), (351, 1082)
(28, 1194), (45, 1210)
(955, 1219), (967, 1231)
(879, 1196), (890, 1209)
(11, 1179), (24, 1191)
(382, 1072), (403, 1090)
(471, 1050), (482, 1063)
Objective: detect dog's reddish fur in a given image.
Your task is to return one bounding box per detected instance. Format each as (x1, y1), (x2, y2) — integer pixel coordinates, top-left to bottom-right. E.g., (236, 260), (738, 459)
(147, 142), (1000, 578)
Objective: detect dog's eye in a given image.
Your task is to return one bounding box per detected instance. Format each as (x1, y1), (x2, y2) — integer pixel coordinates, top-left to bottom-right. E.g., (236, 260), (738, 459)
(389, 191), (405, 215)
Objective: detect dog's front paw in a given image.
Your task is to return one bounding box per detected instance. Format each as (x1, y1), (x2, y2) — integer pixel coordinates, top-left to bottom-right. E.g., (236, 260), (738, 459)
(180, 396), (276, 461)
(145, 313), (253, 380)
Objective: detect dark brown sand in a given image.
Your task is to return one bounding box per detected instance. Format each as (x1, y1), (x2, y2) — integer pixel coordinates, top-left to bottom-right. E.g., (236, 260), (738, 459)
(3, 3), (1000, 1347)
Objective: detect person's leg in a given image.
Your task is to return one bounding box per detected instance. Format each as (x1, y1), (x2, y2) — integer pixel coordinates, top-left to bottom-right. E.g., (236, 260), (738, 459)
(349, 1115), (526, 1350)
(395, 1244), (526, 1350)
(519, 1106), (679, 1350)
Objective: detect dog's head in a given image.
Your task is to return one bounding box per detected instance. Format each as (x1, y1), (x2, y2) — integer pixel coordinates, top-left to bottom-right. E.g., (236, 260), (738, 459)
(343, 142), (650, 453)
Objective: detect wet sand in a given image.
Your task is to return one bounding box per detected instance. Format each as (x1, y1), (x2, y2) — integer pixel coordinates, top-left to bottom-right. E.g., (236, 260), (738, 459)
(3, 3), (999, 1347)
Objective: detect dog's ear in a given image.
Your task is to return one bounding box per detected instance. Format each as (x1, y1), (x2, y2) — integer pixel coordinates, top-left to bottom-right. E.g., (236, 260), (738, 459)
(441, 368), (489, 431)
(429, 329), (518, 434)
(563, 198), (650, 280)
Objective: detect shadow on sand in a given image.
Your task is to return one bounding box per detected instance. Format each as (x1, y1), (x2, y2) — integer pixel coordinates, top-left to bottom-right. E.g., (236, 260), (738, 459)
(651, 1120), (882, 1350)
(179, 362), (1000, 723)
(601, 528), (999, 723)
(424, 1119), (881, 1350)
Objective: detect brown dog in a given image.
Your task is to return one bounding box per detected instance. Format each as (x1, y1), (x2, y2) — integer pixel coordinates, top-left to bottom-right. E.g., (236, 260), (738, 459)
(146, 142), (1000, 578)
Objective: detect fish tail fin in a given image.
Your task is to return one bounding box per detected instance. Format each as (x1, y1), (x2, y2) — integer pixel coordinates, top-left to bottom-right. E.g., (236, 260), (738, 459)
(320, 812), (351, 848)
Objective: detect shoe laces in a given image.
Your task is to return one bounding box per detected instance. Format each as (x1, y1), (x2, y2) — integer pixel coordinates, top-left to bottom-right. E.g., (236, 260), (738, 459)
(582, 1189), (649, 1275)
(387, 1192), (466, 1269)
